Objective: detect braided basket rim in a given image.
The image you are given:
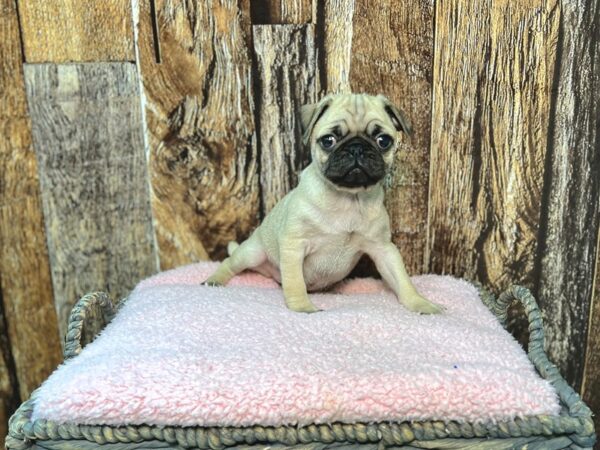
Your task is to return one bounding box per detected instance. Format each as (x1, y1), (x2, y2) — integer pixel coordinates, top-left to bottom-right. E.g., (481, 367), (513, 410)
(6, 285), (596, 449)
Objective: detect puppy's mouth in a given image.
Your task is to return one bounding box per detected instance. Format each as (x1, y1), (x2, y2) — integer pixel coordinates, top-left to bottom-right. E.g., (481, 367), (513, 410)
(323, 137), (386, 188)
(326, 163), (381, 188)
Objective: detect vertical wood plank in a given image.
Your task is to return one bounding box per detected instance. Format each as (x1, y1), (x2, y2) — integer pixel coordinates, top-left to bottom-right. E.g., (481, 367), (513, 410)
(428, 1), (559, 289)
(350, 0), (434, 274)
(539, 0), (600, 389)
(251, 0), (312, 24)
(0, 0), (63, 400)
(17, 0), (135, 62)
(0, 296), (20, 449)
(253, 25), (318, 214)
(24, 63), (158, 340)
(314, 0), (354, 94)
(135, 0), (259, 265)
(428, 0), (492, 283)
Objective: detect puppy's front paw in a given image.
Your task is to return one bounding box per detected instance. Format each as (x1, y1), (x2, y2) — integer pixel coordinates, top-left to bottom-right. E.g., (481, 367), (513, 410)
(403, 293), (443, 314)
(285, 295), (321, 313)
(201, 277), (223, 287)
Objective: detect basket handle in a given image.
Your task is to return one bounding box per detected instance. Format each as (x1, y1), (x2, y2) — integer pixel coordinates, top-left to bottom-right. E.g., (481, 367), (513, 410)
(63, 292), (115, 359)
(493, 285), (593, 421)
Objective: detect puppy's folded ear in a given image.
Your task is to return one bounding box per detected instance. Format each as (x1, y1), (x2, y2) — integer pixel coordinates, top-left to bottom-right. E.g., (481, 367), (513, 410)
(300, 95), (334, 145)
(377, 94), (413, 136)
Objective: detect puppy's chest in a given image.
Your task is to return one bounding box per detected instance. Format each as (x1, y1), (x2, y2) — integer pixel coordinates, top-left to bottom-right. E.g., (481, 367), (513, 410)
(306, 228), (364, 255)
(315, 200), (382, 238)
(303, 232), (363, 290)
(301, 211), (377, 290)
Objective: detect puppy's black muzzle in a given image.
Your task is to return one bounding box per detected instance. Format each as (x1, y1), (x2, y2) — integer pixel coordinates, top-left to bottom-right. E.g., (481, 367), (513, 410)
(324, 137), (386, 188)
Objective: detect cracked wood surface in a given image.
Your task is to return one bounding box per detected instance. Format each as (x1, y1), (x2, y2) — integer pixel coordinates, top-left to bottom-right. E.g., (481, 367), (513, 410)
(136, 0), (259, 265)
(18, 0), (135, 62)
(314, 0), (354, 94)
(253, 24), (318, 215)
(24, 63), (158, 340)
(544, 0), (600, 395)
(250, 0), (312, 24)
(427, 1), (559, 294)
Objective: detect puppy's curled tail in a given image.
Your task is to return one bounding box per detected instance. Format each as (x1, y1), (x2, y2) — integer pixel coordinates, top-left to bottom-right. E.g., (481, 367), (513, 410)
(227, 241), (239, 256)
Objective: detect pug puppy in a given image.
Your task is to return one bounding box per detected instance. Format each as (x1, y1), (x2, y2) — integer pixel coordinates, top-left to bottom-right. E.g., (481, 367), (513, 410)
(204, 93), (442, 314)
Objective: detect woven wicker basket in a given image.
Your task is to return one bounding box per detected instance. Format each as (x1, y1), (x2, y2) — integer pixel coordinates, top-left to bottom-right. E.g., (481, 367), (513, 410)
(6, 286), (596, 450)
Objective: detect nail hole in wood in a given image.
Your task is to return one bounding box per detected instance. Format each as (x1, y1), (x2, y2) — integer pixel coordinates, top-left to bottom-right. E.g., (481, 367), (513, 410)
(149, 0), (161, 63)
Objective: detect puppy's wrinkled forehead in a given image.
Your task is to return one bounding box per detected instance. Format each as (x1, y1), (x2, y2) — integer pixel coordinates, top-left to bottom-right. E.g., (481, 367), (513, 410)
(317, 94), (393, 136)
(301, 93), (412, 145)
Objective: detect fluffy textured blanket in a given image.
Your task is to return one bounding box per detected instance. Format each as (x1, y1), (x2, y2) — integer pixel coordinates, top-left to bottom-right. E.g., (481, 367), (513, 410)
(32, 262), (559, 427)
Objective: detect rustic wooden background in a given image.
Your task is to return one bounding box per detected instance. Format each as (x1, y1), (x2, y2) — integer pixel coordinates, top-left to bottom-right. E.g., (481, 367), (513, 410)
(0, 0), (598, 445)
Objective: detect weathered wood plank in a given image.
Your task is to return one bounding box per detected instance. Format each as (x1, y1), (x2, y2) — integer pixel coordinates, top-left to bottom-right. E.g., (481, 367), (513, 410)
(135, 0), (259, 264)
(427, 1), (559, 296)
(538, 0), (600, 389)
(314, 0), (354, 94)
(253, 25), (318, 215)
(0, 0), (63, 400)
(18, 0), (134, 62)
(24, 63), (158, 339)
(0, 295), (20, 449)
(349, 0), (434, 274)
(251, 0), (312, 24)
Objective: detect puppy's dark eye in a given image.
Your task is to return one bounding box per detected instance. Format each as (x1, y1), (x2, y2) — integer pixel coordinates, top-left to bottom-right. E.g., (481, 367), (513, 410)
(319, 134), (337, 149)
(320, 134), (337, 149)
(376, 134), (393, 150)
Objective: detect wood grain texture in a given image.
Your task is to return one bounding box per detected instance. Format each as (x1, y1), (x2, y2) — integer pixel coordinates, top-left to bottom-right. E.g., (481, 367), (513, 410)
(251, 0), (312, 24)
(136, 0), (259, 265)
(0, 295), (20, 450)
(0, 0), (63, 400)
(349, 0), (434, 274)
(24, 63), (158, 340)
(428, 1), (560, 294)
(314, 0), (354, 94)
(538, 0), (600, 389)
(253, 25), (318, 214)
(18, 0), (134, 62)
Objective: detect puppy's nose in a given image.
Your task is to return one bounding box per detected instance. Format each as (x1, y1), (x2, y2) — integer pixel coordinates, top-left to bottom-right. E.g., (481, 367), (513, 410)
(343, 137), (371, 160)
(346, 143), (364, 158)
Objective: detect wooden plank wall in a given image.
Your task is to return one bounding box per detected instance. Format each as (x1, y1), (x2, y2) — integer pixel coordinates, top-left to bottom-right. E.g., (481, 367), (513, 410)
(135, 0), (260, 266)
(0, 0), (599, 441)
(253, 24), (317, 214)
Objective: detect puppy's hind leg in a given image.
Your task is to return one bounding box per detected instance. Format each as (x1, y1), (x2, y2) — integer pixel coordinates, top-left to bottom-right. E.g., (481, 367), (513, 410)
(203, 234), (267, 286)
(228, 240), (280, 280)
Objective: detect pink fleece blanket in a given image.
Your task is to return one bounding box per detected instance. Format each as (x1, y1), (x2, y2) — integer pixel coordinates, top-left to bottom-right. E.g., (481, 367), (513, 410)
(32, 262), (559, 427)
